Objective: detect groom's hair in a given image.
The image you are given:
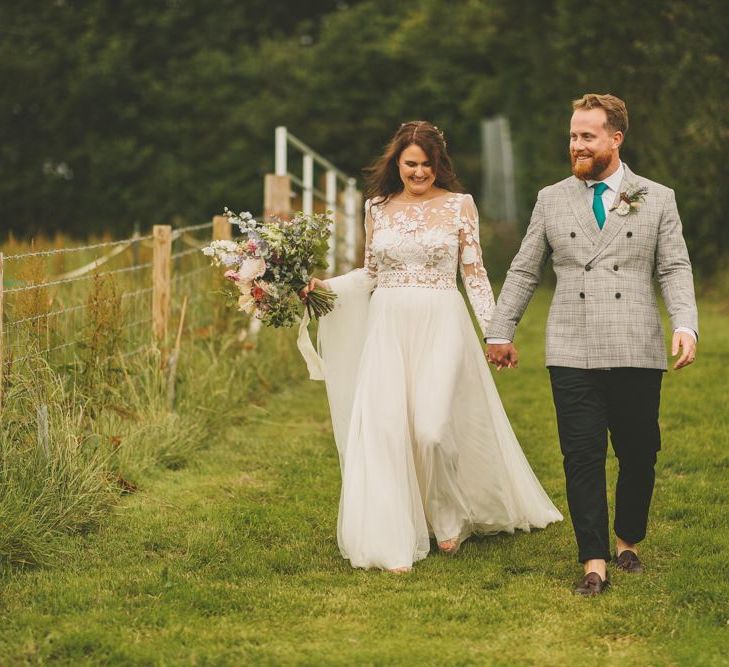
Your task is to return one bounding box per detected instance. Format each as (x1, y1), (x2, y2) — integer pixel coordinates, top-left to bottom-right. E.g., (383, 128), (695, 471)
(572, 94), (629, 135)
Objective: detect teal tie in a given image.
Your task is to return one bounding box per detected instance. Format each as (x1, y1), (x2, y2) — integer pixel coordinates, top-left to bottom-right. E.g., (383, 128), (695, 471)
(592, 182), (609, 230)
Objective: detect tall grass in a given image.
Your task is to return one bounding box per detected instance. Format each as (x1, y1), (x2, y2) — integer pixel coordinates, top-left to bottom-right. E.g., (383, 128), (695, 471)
(0, 359), (115, 566)
(1, 229), (308, 568)
(0, 319), (306, 568)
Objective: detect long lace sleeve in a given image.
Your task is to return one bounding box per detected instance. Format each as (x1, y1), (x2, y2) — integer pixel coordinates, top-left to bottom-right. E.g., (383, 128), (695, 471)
(323, 199), (377, 290)
(363, 199), (378, 281)
(458, 194), (495, 336)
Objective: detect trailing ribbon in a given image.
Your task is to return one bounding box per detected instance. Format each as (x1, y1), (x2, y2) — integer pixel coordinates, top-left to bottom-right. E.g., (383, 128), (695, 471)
(297, 309), (325, 380)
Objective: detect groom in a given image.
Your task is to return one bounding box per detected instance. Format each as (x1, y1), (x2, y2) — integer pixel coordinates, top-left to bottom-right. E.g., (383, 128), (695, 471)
(485, 94), (698, 595)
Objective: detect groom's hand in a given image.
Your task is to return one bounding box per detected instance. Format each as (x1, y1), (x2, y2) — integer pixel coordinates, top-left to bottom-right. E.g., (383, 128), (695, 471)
(486, 343), (519, 370)
(672, 331), (697, 370)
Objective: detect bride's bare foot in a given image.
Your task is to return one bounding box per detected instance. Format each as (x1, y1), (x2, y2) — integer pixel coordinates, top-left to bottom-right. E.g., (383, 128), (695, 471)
(387, 566), (411, 573)
(438, 538), (460, 555)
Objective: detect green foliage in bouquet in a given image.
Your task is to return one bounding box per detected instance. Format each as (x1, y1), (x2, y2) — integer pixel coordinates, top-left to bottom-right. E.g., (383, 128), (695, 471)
(202, 210), (336, 328)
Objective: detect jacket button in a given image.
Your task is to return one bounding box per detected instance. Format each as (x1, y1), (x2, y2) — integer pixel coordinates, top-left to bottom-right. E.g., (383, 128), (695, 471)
(579, 292), (585, 299)
(613, 264), (619, 271)
(570, 232), (576, 238)
(626, 231), (633, 238)
(585, 264), (592, 271)
(615, 292), (621, 299)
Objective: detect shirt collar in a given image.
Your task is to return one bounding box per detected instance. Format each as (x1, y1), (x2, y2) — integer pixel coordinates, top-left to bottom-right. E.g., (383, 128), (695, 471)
(586, 161), (625, 192)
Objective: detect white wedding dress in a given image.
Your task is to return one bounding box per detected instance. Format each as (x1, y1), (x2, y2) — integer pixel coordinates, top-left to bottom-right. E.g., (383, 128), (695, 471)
(298, 192), (562, 570)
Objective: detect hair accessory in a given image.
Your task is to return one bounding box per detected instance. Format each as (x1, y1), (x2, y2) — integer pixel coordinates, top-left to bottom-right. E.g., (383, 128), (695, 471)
(433, 125), (447, 148)
(397, 121), (447, 147)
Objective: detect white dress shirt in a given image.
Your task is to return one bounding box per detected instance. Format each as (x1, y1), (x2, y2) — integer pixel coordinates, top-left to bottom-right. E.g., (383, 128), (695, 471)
(585, 161), (624, 214)
(487, 162), (696, 344)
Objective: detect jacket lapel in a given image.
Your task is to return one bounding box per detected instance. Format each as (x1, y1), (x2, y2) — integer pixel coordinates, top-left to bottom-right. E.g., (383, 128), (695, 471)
(566, 177), (600, 246)
(586, 164), (633, 264)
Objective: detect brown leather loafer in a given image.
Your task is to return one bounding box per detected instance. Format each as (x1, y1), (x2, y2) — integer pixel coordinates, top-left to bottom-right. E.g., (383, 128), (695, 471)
(615, 550), (643, 573)
(574, 572), (610, 596)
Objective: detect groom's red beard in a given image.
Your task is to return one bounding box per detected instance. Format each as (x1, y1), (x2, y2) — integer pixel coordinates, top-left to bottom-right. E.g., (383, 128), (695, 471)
(570, 148), (613, 180)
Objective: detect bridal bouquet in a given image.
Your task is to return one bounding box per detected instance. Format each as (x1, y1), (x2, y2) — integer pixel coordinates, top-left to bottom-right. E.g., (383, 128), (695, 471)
(202, 209), (336, 328)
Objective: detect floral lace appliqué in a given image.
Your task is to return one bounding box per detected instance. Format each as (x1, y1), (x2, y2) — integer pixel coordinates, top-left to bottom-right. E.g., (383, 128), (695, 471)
(363, 194), (495, 336)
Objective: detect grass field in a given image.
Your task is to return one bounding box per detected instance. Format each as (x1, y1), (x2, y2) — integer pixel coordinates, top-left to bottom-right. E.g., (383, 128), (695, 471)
(1, 287), (727, 666)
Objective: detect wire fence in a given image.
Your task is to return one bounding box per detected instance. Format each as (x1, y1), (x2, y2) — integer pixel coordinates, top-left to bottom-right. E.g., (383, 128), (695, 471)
(0, 219), (227, 377)
(0, 130), (363, 408)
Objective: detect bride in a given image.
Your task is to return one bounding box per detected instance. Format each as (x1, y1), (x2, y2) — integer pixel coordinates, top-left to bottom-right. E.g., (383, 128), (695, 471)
(299, 120), (562, 571)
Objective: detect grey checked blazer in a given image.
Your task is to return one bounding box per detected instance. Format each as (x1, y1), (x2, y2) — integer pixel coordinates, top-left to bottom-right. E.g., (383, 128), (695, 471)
(485, 164), (698, 370)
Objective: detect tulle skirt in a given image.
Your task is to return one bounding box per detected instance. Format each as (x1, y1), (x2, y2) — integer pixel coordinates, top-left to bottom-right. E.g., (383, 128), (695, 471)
(310, 274), (562, 570)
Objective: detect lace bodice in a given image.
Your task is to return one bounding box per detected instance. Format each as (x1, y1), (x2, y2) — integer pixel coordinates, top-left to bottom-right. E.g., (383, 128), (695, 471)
(363, 192), (495, 336)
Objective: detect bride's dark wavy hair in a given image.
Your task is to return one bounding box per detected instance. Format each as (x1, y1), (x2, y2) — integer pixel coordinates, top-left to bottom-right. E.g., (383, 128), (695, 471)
(363, 121), (464, 205)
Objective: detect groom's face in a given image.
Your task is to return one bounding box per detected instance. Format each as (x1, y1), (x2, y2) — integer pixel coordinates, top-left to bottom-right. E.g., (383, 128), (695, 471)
(569, 108), (622, 180)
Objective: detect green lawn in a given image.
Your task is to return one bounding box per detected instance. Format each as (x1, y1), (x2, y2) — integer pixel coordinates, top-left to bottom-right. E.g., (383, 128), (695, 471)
(1, 288), (727, 666)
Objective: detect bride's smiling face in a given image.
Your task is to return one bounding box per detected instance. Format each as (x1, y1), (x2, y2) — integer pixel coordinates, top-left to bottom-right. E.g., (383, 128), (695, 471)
(398, 144), (436, 196)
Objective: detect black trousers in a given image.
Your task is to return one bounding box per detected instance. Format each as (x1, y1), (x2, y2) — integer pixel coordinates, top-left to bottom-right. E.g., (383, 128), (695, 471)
(548, 366), (663, 563)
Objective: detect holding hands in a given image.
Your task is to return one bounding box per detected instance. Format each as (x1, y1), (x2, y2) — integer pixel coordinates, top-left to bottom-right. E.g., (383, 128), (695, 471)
(487, 343), (519, 370)
(487, 334), (697, 371)
(486, 335), (696, 371)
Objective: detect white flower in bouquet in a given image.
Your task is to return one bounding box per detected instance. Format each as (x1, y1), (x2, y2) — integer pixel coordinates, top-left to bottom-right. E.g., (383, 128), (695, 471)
(237, 290), (256, 314)
(203, 239), (244, 268)
(238, 257), (267, 283)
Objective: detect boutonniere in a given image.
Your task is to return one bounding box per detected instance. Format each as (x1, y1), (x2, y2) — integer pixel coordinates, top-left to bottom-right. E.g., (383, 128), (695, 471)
(610, 183), (648, 216)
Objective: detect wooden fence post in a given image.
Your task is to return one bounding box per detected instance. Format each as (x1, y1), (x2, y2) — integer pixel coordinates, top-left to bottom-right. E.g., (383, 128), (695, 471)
(0, 252), (4, 411)
(264, 174), (291, 219)
(212, 215), (232, 241)
(152, 225), (172, 344)
(210, 216), (231, 332)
